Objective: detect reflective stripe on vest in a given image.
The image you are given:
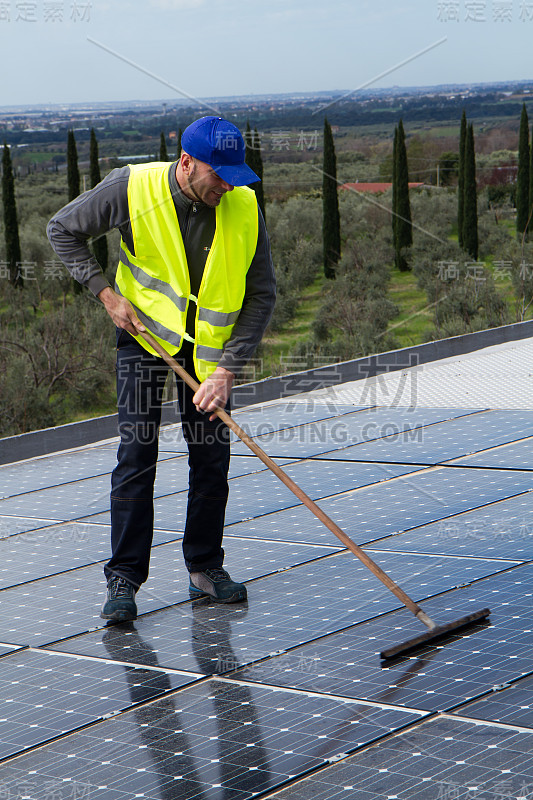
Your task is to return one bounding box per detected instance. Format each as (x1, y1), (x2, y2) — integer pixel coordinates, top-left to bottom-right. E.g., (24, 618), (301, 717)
(115, 161), (258, 380)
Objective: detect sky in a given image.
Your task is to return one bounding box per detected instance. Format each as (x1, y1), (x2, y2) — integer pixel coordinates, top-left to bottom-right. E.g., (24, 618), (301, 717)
(0, 0), (531, 108)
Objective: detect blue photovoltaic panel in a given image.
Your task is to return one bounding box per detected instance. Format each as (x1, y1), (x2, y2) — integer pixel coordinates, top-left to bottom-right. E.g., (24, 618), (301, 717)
(0, 649), (198, 760)
(157, 401), (370, 454)
(2, 376), (533, 799)
(49, 550), (514, 672)
(0, 516), (58, 539)
(311, 409), (533, 464)
(454, 675), (533, 729)
(0, 447), (120, 498)
(0, 537), (341, 646)
(366, 491), (533, 561)
(0, 474), (113, 520)
(230, 565), (533, 713)
(149, 459), (425, 530)
(449, 436), (533, 469)
(252, 717), (533, 800)
(222, 467), (533, 546)
(0, 678), (425, 799)
(0, 447), (179, 499)
(0, 454), (298, 524)
(0, 523), (188, 589)
(229, 407), (480, 459)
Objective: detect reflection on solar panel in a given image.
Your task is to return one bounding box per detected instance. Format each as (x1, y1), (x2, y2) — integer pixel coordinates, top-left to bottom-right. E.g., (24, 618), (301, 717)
(1, 381), (533, 798)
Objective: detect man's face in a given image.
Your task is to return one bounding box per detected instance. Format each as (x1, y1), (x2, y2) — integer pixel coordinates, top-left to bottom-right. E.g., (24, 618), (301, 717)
(185, 158), (234, 207)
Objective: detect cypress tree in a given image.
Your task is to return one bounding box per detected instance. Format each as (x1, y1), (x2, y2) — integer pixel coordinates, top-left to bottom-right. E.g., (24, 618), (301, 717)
(391, 125), (398, 242)
(67, 129), (80, 203)
(253, 128), (265, 222)
(176, 127), (182, 159)
(2, 142), (22, 287)
(517, 104), (530, 239)
(394, 119), (413, 271)
(159, 131), (168, 162)
(458, 110), (467, 248)
(529, 125), (533, 235)
(89, 128), (101, 188)
(89, 128), (108, 274)
(322, 117), (340, 280)
(244, 121), (266, 221)
(244, 120), (254, 167)
(462, 123), (479, 260)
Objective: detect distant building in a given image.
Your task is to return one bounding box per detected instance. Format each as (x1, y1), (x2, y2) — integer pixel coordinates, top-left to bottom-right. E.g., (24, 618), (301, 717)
(340, 182), (424, 194)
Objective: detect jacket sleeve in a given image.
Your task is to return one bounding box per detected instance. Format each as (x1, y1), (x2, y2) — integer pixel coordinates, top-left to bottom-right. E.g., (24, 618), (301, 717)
(218, 206), (276, 377)
(46, 166), (132, 297)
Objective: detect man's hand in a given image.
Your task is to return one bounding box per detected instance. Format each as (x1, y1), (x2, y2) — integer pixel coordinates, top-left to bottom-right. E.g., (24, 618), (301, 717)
(193, 366), (234, 421)
(98, 287), (146, 336)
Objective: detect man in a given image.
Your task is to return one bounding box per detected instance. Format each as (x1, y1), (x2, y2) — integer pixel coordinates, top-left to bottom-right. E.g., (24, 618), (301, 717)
(47, 116), (276, 621)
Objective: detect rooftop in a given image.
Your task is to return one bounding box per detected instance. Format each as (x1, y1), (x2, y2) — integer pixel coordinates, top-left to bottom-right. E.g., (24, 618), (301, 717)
(0, 334), (532, 799)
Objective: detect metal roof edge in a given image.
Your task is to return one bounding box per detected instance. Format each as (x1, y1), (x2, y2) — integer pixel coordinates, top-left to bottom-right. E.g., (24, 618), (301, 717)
(2, 319), (532, 466)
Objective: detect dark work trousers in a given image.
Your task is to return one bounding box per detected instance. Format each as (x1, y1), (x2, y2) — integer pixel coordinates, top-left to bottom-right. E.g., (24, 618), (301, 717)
(104, 331), (230, 588)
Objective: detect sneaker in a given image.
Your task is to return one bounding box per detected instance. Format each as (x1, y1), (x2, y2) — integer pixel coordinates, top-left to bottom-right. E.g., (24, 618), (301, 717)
(189, 568), (247, 603)
(101, 576), (138, 621)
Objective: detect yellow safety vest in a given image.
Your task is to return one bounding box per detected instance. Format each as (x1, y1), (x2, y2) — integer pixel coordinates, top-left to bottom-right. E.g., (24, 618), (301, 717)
(115, 162), (259, 380)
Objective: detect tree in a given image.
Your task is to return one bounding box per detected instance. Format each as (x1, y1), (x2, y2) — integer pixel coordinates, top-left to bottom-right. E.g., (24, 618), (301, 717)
(176, 127), (182, 158)
(438, 151), (459, 186)
(245, 122), (266, 222)
(67, 129), (80, 203)
(89, 128), (108, 274)
(322, 117), (340, 280)
(457, 109), (467, 247)
(2, 142), (22, 287)
(89, 128), (101, 188)
(391, 126), (398, 242)
(462, 123), (479, 260)
(530, 125), (533, 235)
(393, 119), (413, 271)
(517, 104), (530, 239)
(159, 131), (168, 162)
(254, 129), (265, 219)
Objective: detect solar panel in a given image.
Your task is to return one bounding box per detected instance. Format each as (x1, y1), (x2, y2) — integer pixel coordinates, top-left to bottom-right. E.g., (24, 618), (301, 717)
(1, 362), (532, 800)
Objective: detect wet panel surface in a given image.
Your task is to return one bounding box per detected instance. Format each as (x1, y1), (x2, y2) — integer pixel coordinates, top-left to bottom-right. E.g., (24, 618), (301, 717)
(0, 649), (199, 760)
(0, 537), (341, 646)
(0, 523), (188, 589)
(230, 565), (533, 712)
(259, 716), (533, 800)
(1, 373), (533, 799)
(0, 678), (425, 798)
(47, 551), (516, 674)
(454, 674), (533, 729)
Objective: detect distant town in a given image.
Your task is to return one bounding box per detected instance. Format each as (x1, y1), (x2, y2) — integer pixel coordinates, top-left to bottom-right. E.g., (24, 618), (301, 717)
(1, 80), (532, 153)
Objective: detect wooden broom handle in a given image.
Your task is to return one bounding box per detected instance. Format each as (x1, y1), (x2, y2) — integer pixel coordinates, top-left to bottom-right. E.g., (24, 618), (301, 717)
(139, 329), (435, 627)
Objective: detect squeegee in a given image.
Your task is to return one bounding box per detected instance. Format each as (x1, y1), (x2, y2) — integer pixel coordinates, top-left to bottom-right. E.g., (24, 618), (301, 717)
(139, 329), (491, 660)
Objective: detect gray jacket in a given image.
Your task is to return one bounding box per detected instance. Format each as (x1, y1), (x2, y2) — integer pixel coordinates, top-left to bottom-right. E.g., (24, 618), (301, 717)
(47, 162), (276, 376)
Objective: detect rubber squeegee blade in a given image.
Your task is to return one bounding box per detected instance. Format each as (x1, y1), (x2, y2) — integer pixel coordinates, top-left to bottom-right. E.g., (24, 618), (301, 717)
(380, 607), (491, 660)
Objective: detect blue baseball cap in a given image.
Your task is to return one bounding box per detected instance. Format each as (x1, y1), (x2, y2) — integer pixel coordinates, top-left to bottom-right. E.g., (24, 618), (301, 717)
(181, 116), (260, 186)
